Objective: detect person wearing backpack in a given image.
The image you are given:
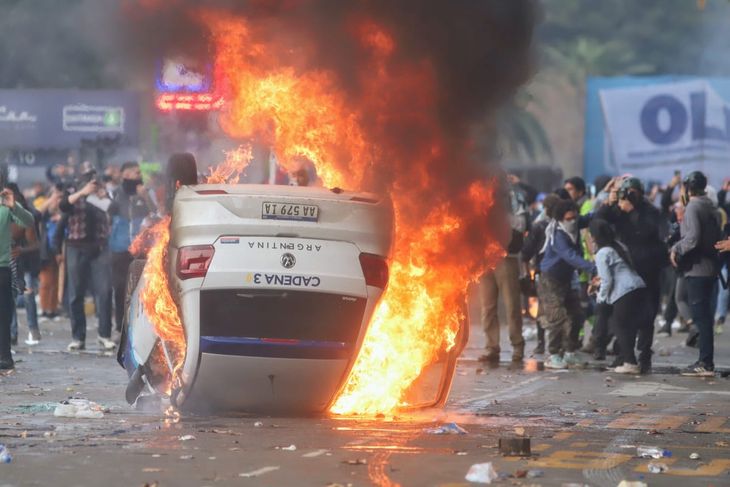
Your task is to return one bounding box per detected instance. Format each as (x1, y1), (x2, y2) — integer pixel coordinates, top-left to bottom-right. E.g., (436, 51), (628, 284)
(671, 171), (722, 377)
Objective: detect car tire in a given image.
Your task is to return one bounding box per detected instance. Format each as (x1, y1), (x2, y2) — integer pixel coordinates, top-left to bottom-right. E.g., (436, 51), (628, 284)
(165, 152), (198, 212)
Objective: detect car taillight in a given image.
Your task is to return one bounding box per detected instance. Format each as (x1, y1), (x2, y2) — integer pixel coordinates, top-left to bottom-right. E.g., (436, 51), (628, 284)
(177, 245), (215, 280)
(359, 253), (389, 289)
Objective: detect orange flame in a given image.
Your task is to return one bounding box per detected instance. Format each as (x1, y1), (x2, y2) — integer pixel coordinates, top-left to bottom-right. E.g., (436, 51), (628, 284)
(202, 15), (505, 415)
(134, 12), (506, 415)
(137, 216), (185, 393)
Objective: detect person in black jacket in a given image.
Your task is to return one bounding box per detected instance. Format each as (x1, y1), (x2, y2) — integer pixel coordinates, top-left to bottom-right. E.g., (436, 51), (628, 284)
(595, 177), (668, 373)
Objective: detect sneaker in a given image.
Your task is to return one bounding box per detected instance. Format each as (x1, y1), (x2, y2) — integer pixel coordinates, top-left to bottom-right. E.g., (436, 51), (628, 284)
(613, 363), (640, 374)
(532, 342), (545, 355)
(681, 362), (715, 377)
(609, 356), (623, 368)
(564, 351), (582, 366)
(0, 359), (14, 371)
(24, 330), (41, 346)
(545, 354), (567, 369)
(639, 362), (652, 375)
(67, 340), (85, 351)
(97, 336), (116, 351)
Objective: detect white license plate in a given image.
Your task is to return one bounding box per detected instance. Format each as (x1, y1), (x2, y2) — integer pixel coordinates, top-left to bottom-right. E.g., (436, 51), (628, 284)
(261, 202), (319, 222)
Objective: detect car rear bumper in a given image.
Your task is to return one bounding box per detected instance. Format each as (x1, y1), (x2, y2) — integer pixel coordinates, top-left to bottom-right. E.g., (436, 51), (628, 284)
(182, 352), (350, 413)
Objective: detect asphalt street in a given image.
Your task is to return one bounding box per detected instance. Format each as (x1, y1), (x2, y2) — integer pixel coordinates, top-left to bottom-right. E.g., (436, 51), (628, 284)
(1, 306), (729, 487)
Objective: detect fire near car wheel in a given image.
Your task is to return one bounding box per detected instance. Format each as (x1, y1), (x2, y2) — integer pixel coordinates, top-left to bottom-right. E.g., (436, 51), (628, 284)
(165, 153), (198, 212)
(116, 258), (147, 368)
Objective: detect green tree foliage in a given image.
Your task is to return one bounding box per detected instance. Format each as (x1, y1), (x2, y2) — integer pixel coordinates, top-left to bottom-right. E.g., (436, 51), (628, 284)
(539, 0), (722, 80)
(499, 0), (730, 164)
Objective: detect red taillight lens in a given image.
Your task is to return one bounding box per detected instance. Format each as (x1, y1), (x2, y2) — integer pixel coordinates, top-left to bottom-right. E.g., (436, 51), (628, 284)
(359, 253), (389, 289)
(176, 245), (215, 280)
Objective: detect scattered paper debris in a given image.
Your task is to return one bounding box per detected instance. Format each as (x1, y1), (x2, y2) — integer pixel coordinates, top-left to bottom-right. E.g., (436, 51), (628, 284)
(302, 449), (329, 458)
(178, 435), (196, 441)
(465, 462), (498, 484)
(423, 422), (468, 435)
(239, 466), (280, 478)
(648, 462), (669, 473)
(53, 399), (105, 419)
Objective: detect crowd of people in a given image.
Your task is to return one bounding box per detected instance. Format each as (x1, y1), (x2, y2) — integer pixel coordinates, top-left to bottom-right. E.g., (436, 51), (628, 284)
(481, 171), (730, 377)
(1, 160), (729, 378)
(0, 160), (160, 370)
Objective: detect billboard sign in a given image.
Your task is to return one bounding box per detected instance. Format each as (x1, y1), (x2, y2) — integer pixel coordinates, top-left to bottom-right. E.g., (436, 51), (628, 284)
(0, 90), (139, 149)
(584, 76), (730, 186)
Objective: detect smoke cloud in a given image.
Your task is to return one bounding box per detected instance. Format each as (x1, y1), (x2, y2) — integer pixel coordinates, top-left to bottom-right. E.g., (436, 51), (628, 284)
(123, 0), (537, 176)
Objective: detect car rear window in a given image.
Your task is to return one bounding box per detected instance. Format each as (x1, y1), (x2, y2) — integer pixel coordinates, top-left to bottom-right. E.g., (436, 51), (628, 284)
(199, 289), (366, 343)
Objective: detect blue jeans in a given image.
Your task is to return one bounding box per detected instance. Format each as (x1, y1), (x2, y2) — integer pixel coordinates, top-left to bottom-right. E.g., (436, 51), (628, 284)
(686, 276), (716, 368)
(66, 245), (112, 341)
(10, 272), (40, 339)
(716, 267), (729, 322)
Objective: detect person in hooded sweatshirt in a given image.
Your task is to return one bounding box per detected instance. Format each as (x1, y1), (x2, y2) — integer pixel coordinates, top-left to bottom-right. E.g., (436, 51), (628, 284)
(671, 171), (722, 377)
(539, 199), (595, 369)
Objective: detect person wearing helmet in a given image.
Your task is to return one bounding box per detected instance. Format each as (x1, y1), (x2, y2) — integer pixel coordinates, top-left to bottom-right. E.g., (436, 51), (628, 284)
(596, 176), (668, 374)
(671, 171), (722, 377)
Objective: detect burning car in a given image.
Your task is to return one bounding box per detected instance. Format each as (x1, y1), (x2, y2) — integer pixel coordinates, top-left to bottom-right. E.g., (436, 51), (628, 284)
(117, 155), (398, 412)
(118, 154), (470, 414)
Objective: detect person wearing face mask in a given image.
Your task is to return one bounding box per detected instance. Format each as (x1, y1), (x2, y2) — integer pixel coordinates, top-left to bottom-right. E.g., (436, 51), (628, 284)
(538, 199), (596, 369)
(108, 162), (156, 336)
(596, 177), (668, 374)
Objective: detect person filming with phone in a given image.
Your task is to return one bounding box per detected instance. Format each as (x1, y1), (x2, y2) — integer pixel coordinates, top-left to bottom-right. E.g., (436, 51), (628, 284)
(59, 167), (115, 352)
(0, 182), (35, 370)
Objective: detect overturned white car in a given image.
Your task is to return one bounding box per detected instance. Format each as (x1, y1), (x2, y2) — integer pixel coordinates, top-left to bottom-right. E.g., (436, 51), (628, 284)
(119, 163), (395, 412)
(119, 155), (468, 413)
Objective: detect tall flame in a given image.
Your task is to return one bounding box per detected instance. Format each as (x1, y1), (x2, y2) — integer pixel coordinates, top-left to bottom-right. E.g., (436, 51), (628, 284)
(130, 4), (522, 415)
(203, 15), (506, 414)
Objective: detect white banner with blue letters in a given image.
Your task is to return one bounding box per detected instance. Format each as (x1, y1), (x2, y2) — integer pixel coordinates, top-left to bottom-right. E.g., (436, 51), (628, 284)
(599, 80), (730, 185)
